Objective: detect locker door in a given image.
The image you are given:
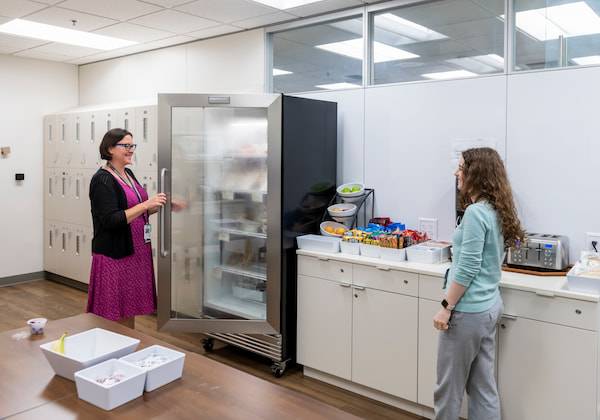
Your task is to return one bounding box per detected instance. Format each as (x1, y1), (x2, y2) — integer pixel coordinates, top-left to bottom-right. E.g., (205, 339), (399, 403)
(134, 106), (157, 171)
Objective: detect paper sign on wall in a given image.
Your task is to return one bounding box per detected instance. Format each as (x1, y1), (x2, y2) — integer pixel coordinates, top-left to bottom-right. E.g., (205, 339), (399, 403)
(449, 138), (496, 174)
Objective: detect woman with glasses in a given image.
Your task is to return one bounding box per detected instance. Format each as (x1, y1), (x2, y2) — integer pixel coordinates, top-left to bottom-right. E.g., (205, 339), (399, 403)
(433, 147), (525, 420)
(87, 128), (167, 328)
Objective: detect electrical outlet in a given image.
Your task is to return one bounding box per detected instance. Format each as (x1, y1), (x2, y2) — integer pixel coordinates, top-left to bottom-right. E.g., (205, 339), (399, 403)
(419, 217), (438, 241)
(586, 232), (600, 252)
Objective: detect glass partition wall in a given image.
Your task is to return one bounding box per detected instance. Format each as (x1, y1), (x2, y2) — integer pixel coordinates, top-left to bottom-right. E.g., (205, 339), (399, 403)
(270, 0), (600, 93)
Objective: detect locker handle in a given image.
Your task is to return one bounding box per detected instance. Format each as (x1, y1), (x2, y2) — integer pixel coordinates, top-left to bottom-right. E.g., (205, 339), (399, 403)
(339, 282), (351, 288)
(159, 167), (168, 258)
(352, 285), (365, 290)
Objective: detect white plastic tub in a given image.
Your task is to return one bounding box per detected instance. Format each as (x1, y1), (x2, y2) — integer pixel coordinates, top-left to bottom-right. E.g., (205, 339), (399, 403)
(567, 267), (600, 294)
(359, 243), (380, 258)
(297, 234), (340, 253)
(40, 328), (140, 381)
(74, 358), (146, 410)
(379, 247), (406, 262)
(340, 240), (360, 255)
(120, 345), (185, 392)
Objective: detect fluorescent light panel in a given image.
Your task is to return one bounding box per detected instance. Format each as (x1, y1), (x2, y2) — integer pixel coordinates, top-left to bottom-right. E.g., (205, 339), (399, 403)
(376, 13), (447, 42)
(572, 55), (600, 65)
(273, 68), (293, 76)
(251, 0), (323, 9)
(0, 19), (137, 50)
(315, 82), (361, 90)
(316, 38), (419, 63)
(515, 1), (600, 41)
(422, 70), (477, 80)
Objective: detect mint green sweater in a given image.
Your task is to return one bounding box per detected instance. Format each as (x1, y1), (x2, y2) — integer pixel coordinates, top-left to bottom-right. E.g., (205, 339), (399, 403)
(448, 201), (505, 313)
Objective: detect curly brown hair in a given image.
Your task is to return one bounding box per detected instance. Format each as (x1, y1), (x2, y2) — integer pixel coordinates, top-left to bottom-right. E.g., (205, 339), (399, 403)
(458, 147), (525, 250)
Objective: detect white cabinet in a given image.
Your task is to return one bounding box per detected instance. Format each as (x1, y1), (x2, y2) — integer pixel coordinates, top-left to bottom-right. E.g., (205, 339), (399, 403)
(297, 255), (419, 402)
(498, 288), (598, 420)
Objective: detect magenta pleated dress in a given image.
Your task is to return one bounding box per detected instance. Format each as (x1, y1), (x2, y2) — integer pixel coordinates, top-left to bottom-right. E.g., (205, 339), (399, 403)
(87, 175), (157, 321)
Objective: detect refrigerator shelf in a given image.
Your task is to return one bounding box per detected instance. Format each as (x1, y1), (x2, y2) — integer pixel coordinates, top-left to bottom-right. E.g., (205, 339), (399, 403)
(216, 227), (267, 240)
(217, 264), (267, 281)
(205, 295), (266, 320)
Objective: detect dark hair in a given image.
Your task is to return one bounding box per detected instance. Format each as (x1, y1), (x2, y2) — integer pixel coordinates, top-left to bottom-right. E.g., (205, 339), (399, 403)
(459, 147), (525, 250)
(99, 128), (133, 161)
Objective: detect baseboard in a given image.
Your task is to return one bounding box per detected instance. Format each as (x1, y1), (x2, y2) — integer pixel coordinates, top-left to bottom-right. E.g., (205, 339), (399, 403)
(45, 272), (88, 292)
(0, 271), (46, 287)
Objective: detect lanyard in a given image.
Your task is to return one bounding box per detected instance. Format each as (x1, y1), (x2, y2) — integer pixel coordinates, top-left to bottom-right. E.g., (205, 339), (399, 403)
(106, 163), (148, 224)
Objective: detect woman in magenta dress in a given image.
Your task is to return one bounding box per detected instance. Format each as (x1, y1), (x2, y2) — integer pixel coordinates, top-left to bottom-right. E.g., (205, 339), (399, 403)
(87, 128), (167, 328)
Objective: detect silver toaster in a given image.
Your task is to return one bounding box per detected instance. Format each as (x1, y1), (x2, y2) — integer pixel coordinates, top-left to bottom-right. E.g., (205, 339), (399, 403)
(506, 233), (569, 271)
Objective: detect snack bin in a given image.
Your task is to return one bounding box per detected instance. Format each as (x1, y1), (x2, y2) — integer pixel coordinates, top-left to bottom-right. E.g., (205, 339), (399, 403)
(340, 240), (360, 255)
(74, 359), (146, 410)
(120, 345), (185, 392)
(359, 243), (380, 258)
(567, 267), (600, 294)
(40, 328), (140, 381)
(297, 234), (340, 253)
(406, 245), (445, 264)
(379, 246), (406, 262)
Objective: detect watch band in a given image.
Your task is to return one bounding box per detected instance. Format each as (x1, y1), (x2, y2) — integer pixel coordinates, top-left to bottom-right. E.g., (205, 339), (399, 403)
(442, 299), (455, 311)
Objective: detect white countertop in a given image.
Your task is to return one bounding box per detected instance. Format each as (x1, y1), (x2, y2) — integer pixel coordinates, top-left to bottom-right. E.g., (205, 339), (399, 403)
(297, 249), (600, 303)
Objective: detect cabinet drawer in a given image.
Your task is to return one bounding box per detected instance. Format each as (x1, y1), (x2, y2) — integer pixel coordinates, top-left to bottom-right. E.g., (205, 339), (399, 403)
(353, 263), (418, 296)
(418, 274), (446, 300)
(297, 255), (352, 283)
(501, 287), (598, 331)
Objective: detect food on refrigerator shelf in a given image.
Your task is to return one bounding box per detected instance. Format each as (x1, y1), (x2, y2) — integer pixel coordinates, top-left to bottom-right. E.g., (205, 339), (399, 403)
(52, 332), (67, 354)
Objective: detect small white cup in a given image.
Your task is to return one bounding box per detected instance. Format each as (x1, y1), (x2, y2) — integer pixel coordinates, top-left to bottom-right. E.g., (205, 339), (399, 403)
(27, 318), (47, 335)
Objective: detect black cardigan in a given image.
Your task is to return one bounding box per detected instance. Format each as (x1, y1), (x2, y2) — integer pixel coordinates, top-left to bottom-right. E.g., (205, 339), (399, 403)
(89, 167), (142, 259)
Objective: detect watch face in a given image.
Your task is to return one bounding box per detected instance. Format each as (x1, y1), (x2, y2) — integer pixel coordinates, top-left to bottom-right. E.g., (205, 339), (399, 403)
(442, 299), (448, 308)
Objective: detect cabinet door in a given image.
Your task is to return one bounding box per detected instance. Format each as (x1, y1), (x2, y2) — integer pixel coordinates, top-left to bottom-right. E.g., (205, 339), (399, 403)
(498, 316), (597, 420)
(297, 274), (352, 380)
(352, 287), (418, 401)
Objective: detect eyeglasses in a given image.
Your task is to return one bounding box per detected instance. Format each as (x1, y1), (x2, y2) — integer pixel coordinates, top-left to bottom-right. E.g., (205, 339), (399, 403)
(457, 164), (465, 172)
(116, 143), (137, 151)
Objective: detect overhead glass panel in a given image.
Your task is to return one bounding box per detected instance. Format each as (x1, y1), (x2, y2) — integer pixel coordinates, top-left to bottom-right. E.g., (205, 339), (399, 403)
(513, 0), (600, 70)
(372, 0), (505, 84)
(272, 16), (363, 93)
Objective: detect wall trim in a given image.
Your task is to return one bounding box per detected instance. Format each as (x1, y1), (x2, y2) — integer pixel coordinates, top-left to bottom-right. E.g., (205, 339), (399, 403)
(0, 271), (46, 287)
(45, 272), (88, 292)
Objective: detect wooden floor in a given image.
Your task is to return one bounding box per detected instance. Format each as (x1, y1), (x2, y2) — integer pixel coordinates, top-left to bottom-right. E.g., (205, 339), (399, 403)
(0, 279), (426, 420)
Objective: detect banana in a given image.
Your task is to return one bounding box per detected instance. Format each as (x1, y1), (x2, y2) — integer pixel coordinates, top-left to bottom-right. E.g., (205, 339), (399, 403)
(51, 332), (67, 355)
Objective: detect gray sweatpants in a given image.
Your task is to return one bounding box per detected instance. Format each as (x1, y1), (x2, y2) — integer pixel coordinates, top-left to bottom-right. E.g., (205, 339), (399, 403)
(434, 296), (504, 420)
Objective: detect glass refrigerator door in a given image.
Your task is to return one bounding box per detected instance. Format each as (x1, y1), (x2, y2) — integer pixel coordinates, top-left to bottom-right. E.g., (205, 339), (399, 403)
(157, 94), (282, 334)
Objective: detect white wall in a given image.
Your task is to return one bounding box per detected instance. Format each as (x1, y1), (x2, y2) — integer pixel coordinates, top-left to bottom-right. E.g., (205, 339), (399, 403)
(0, 55), (78, 278)
(79, 29), (265, 106)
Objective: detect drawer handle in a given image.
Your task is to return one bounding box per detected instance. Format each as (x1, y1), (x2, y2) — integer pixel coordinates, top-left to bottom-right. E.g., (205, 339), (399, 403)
(318, 257), (329, 261)
(352, 285), (366, 290)
(535, 291), (555, 298)
(375, 266), (390, 271)
(501, 314), (517, 321)
(339, 282), (351, 288)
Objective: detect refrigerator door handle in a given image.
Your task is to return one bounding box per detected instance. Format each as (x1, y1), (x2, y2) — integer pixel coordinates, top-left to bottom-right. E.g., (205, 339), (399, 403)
(160, 167), (168, 257)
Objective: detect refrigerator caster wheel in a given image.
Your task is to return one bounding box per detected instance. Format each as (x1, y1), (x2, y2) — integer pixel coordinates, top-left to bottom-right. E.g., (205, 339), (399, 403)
(201, 337), (214, 351)
(271, 362), (286, 378)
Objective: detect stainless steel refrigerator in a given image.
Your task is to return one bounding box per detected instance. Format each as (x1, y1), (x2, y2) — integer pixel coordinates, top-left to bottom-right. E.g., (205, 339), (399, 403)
(156, 93), (337, 376)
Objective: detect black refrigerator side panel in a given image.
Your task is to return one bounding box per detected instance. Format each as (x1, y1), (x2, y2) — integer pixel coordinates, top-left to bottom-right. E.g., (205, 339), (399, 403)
(280, 95), (337, 362)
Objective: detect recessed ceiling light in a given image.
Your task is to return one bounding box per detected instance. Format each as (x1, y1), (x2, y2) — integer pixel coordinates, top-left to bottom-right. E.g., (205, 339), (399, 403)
(572, 55), (600, 65)
(514, 1), (600, 41)
(315, 82), (361, 90)
(252, 0), (323, 9)
(316, 38), (418, 63)
(0, 19), (137, 50)
(422, 70), (477, 80)
(273, 68), (293, 76)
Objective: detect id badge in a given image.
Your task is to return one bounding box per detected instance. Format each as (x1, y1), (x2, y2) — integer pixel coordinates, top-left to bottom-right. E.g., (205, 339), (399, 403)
(144, 224), (152, 243)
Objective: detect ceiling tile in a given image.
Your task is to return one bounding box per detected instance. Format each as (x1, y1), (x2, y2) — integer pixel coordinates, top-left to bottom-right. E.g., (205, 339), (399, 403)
(57, 0), (163, 22)
(285, 0), (366, 17)
(129, 8), (219, 34)
(23, 6), (118, 31)
(93, 21), (175, 42)
(185, 24), (242, 40)
(146, 34), (197, 48)
(0, 33), (48, 53)
(234, 11), (297, 29)
(175, 0), (276, 23)
(0, 0), (47, 19)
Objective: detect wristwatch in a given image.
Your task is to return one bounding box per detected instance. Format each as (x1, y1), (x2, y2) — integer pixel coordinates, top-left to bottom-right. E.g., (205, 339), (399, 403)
(441, 299), (455, 311)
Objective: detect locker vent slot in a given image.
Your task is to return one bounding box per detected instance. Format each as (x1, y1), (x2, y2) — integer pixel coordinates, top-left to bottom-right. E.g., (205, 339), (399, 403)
(61, 232), (66, 252)
(76, 235), (80, 256)
(48, 177), (52, 196)
(76, 179), (80, 199)
(143, 117), (148, 141)
(91, 121), (95, 141)
(61, 177), (66, 197)
(48, 125), (52, 143)
(48, 230), (52, 248)
(75, 122), (80, 143)
(107, 120), (111, 131)
(124, 118), (129, 130)
(61, 123), (65, 143)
